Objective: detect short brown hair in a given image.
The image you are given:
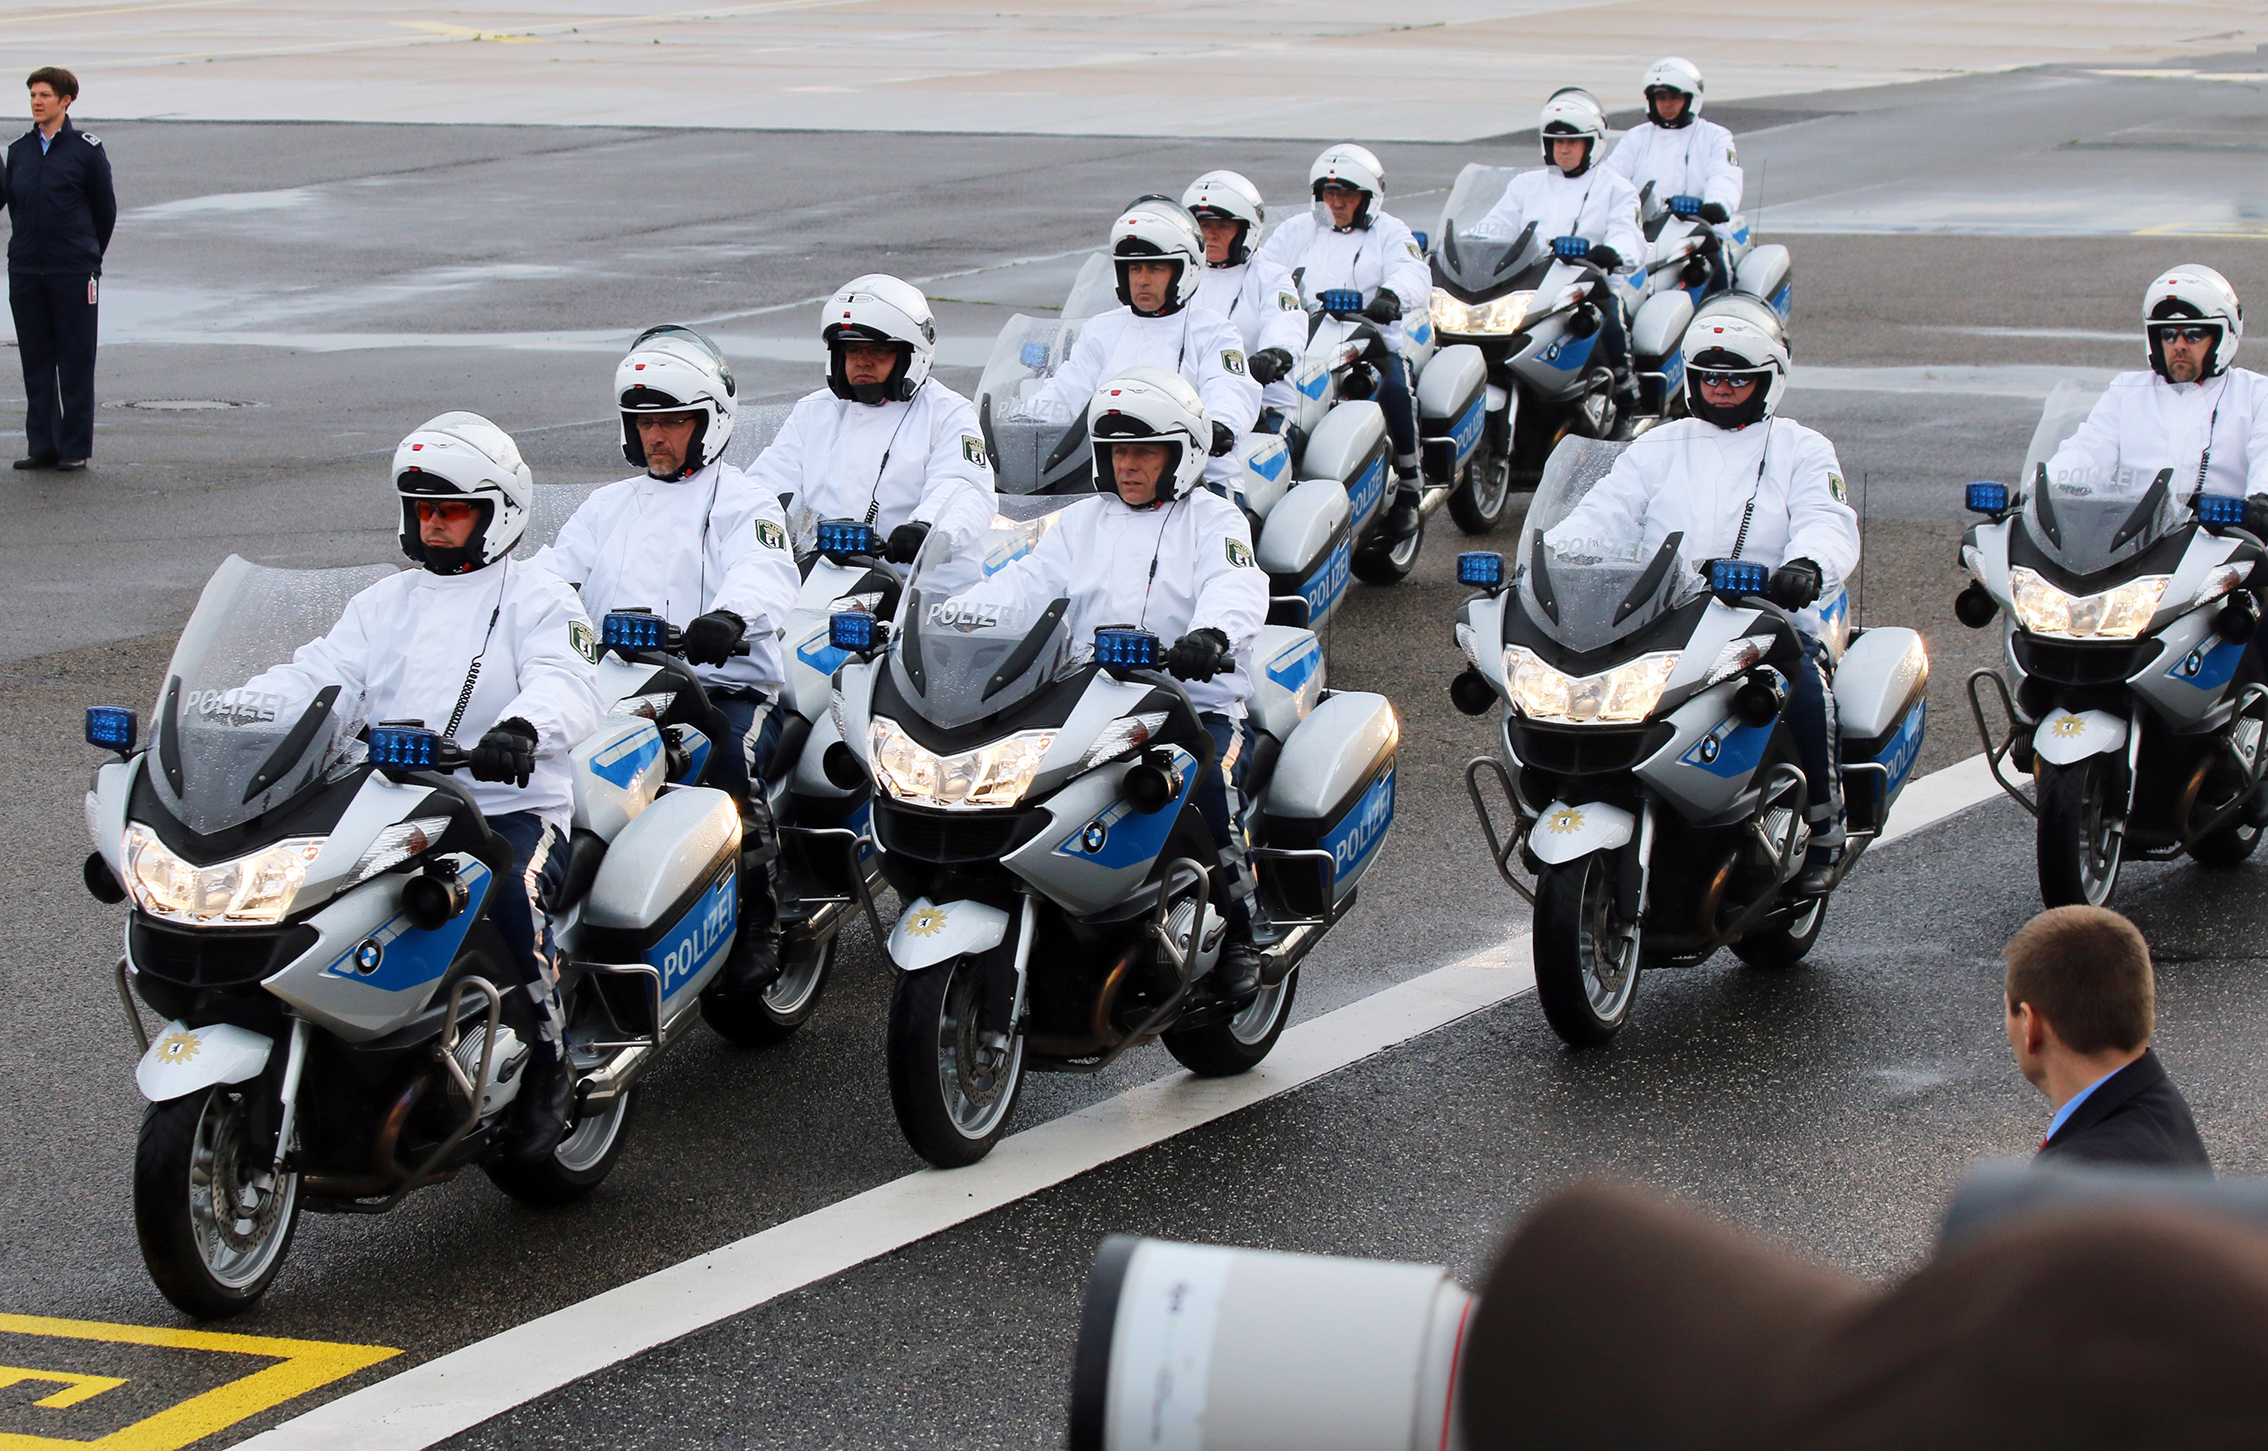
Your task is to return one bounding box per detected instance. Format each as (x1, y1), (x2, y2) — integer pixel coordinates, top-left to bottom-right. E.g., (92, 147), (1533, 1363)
(2004, 905), (2154, 1054)
(26, 67), (77, 101)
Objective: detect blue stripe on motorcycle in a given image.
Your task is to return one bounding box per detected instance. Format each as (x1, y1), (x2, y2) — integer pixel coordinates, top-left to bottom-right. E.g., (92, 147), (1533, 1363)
(2167, 637), (2245, 691)
(797, 632), (850, 677)
(1054, 748), (1198, 869)
(1539, 332), (1597, 373)
(319, 860), (495, 992)
(648, 867), (738, 998)
(1346, 455), (1386, 528)
(1864, 697), (1927, 798)
(1449, 394), (1485, 463)
(1679, 713), (1774, 779)
(590, 722), (663, 789)
(1298, 367), (1329, 401)
(1248, 438), (1290, 483)
(1300, 537), (1353, 624)
(1320, 767), (1395, 888)
(1266, 637), (1322, 694)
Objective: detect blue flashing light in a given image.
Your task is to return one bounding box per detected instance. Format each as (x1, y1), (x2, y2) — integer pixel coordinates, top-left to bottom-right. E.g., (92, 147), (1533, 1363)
(1551, 235), (1592, 260)
(1965, 481), (2009, 516)
(369, 725), (442, 770)
(1317, 288), (1365, 316)
(816, 519), (883, 557)
(603, 610), (668, 652)
(2196, 493), (2246, 528)
(85, 706), (137, 751)
(1710, 560), (1771, 598)
(1093, 628), (1163, 670)
(829, 611), (879, 652)
(1668, 194), (1704, 218)
(1457, 552), (1505, 588)
(1020, 340), (1050, 371)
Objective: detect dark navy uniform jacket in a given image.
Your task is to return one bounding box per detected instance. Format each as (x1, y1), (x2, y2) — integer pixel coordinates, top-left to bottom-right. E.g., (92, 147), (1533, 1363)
(1, 120), (116, 275)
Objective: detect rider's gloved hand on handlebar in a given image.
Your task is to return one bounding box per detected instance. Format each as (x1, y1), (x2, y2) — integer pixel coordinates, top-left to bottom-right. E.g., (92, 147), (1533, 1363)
(682, 609), (746, 667)
(1699, 202), (1730, 226)
(1248, 347), (1294, 386)
(1210, 422), (1237, 458)
(884, 521), (931, 564)
(1585, 244), (1624, 272)
(2243, 495), (2268, 541)
(1362, 291), (1403, 325)
(1767, 558), (1823, 611)
(469, 717), (539, 787)
(1165, 628), (1233, 683)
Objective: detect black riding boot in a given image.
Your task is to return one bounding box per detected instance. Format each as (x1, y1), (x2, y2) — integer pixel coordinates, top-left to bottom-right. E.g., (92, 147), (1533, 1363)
(1382, 476), (1423, 543)
(505, 1047), (574, 1165)
(706, 857), (784, 1004)
(1212, 914), (1262, 1002)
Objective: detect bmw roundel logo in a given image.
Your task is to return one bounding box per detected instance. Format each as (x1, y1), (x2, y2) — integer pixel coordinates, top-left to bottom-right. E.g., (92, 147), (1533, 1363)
(2183, 649), (2204, 678)
(1082, 822), (1108, 854)
(354, 939), (384, 974)
(1698, 735), (1721, 764)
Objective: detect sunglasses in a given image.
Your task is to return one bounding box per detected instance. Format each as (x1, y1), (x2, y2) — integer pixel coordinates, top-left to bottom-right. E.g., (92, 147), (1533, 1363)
(413, 499), (477, 521)
(1693, 370), (1763, 389)
(2155, 324), (2219, 345)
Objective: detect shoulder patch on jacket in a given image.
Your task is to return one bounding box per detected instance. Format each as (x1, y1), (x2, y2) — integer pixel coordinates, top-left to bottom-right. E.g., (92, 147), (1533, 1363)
(961, 433), (987, 466)
(1828, 472), (1848, 503)
(1224, 537), (1255, 568)
(1726, 146), (1737, 164)
(754, 517), (787, 551)
(1221, 348), (1247, 376)
(1278, 290), (1302, 312)
(1405, 240), (1423, 259)
(570, 619), (601, 664)
(81, 133), (101, 146)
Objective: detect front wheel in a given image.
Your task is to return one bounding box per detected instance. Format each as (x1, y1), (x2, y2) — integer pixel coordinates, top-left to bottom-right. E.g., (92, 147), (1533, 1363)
(887, 956), (1026, 1168)
(2037, 756), (2125, 907)
(702, 932), (836, 1047)
(1446, 440), (1513, 535)
(1163, 968), (1299, 1076)
(1532, 854), (1642, 1048)
(135, 1086), (301, 1319)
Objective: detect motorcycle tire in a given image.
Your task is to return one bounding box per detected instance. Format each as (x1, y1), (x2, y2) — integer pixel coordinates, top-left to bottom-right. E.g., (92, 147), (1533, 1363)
(2036, 757), (2124, 907)
(1532, 855), (1643, 1048)
(1351, 508), (1424, 585)
(135, 1085), (301, 1319)
(1729, 894), (1828, 969)
(702, 932), (836, 1047)
(1446, 440), (1514, 536)
(485, 1085), (637, 1207)
(887, 956), (1025, 1168)
(2187, 809), (2262, 867)
(1163, 968), (1299, 1077)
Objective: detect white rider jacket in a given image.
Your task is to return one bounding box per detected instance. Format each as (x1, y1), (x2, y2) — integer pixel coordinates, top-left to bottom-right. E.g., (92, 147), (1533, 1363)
(1254, 208), (1431, 357)
(2045, 367), (2268, 501)
(534, 458), (801, 695)
(743, 378), (1000, 560)
(1547, 415), (1861, 640)
(969, 487), (1269, 718)
(241, 560), (601, 833)
(1603, 118), (1743, 234)
(1472, 166), (1645, 290)
(1194, 255), (1307, 417)
(1023, 305), (1262, 488)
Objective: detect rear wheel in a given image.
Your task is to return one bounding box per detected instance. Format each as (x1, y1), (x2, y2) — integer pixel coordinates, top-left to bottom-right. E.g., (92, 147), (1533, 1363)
(1351, 506), (1424, 585)
(484, 1086), (636, 1206)
(1163, 968), (1299, 1077)
(1532, 854), (1642, 1048)
(135, 1085), (301, 1319)
(2036, 756), (2124, 907)
(2187, 810), (2261, 867)
(887, 955), (1025, 1168)
(1446, 440), (1513, 535)
(702, 932), (836, 1046)
(1729, 895), (1828, 969)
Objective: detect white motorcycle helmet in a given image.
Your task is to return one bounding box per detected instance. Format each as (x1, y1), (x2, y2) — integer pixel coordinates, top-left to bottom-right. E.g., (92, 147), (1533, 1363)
(2144, 264), (2243, 381)
(1184, 170), (1267, 268)
(822, 273), (937, 405)
(1642, 56), (1705, 127)
(1309, 143), (1386, 231)
(1110, 197), (1206, 315)
(615, 324), (736, 479)
(1684, 317), (1789, 430)
(1539, 88), (1608, 174)
(393, 411), (534, 574)
(1087, 365), (1210, 508)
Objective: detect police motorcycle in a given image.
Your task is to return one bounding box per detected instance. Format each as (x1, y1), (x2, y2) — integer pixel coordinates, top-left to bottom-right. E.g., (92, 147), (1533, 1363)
(1957, 382), (2268, 908)
(1452, 438), (1927, 1047)
(81, 557), (749, 1316)
(975, 313), (1363, 633)
(822, 497), (1398, 1166)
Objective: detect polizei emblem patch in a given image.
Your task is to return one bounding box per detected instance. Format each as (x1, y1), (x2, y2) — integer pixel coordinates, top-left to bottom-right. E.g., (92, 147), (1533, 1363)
(1828, 472), (1849, 503)
(1225, 538), (1255, 568)
(962, 434), (988, 466)
(755, 518), (787, 551)
(1221, 349), (1247, 376)
(570, 620), (600, 663)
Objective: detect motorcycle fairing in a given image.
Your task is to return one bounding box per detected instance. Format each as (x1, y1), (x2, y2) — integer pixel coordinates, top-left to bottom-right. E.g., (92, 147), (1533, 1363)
(1527, 799), (1636, 864)
(1000, 747), (1200, 916)
(2034, 709), (2129, 766)
(888, 896), (1010, 972)
(260, 852), (493, 1040)
(135, 1019), (274, 1103)
(1677, 713), (1773, 779)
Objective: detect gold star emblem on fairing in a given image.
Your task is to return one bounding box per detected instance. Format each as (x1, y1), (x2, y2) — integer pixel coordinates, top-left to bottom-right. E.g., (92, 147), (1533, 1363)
(1545, 807), (1585, 835)
(906, 906), (948, 938)
(155, 1030), (202, 1064)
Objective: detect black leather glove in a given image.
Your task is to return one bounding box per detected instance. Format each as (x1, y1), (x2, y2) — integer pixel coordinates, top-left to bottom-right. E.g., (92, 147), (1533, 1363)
(883, 520), (931, 564)
(1165, 628), (1233, 683)
(1363, 291), (1403, 324)
(1767, 558), (1823, 611)
(1698, 202), (1730, 225)
(681, 609), (746, 667)
(2244, 495), (2268, 539)
(1586, 244), (1623, 272)
(1248, 347), (1294, 385)
(469, 717), (538, 787)
(1210, 422), (1236, 458)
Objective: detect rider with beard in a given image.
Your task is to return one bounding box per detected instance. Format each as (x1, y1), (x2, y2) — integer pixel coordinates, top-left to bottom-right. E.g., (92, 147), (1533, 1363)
(1475, 89), (1645, 408)
(971, 367), (1271, 999)
(238, 413), (601, 1163)
(1183, 170), (1307, 433)
(1022, 199), (1261, 494)
(1253, 143), (1433, 544)
(533, 326), (801, 1016)
(745, 274), (998, 564)
(1602, 57), (1744, 293)
(1545, 318), (1859, 892)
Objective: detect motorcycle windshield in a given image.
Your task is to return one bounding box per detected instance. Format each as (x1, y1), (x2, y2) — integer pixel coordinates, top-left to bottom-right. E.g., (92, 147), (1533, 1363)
(975, 313), (1094, 495)
(889, 496), (1079, 730)
(1518, 436), (1706, 654)
(2019, 379), (2108, 485)
(1433, 163), (1550, 294)
(2022, 462), (2184, 578)
(148, 556), (399, 836)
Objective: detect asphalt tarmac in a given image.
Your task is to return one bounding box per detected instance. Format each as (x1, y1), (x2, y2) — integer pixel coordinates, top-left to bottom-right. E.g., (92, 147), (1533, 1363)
(0, 53), (2262, 1451)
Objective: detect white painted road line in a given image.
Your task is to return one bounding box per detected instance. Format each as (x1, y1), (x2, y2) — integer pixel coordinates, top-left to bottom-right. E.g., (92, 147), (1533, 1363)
(234, 751), (2005, 1451)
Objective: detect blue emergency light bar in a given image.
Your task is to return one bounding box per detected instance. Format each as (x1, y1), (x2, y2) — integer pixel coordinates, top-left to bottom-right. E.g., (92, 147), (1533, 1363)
(1668, 195), (1704, 218)
(1709, 560), (1771, 598)
(829, 612), (880, 652)
(1093, 628), (1163, 670)
(1020, 340), (1050, 371)
(602, 610), (669, 652)
(368, 725), (442, 770)
(85, 706), (137, 751)
(1551, 235), (1592, 260)
(816, 520), (883, 557)
(1965, 481), (2009, 516)
(1457, 552), (1505, 588)
(1317, 289), (1365, 316)
(2196, 493), (2247, 528)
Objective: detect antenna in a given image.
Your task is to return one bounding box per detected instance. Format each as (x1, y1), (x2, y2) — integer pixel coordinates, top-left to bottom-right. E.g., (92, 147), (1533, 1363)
(1754, 158), (1767, 239)
(1856, 469), (1869, 626)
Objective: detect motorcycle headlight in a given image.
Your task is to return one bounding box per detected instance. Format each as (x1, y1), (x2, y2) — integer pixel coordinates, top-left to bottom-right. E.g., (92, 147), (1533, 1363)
(2007, 567), (2169, 640)
(120, 822), (325, 926)
(867, 716), (1056, 810)
(1503, 646), (1679, 724)
(1429, 288), (1532, 337)
(608, 691), (677, 720)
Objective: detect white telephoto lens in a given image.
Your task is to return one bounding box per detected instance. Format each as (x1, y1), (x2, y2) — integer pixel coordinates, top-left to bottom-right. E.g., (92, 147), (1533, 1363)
(1070, 1235), (1473, 1451)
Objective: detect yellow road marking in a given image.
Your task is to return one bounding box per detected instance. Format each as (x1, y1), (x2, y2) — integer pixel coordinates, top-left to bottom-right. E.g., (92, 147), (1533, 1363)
(2134, 221), (2268, 239)
(0, 1370), (127, 1412)
(0, 1314), (397, 1451)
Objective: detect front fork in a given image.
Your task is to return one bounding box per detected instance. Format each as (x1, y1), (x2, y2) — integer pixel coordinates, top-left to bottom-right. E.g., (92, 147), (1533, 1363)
(1616, 801), (1657, 927)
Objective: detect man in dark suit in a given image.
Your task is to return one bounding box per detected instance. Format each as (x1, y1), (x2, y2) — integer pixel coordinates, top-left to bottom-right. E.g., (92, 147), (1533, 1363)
(2, 66), (115, 473)
(2003, 904), (2210, 1170)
